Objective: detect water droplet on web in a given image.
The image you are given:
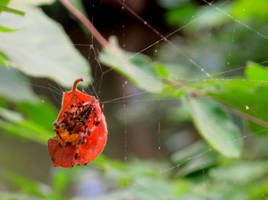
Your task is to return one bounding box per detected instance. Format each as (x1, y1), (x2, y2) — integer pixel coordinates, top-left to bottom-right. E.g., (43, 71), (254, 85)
(245, 105), (250, 110)
(154, 49), (158, 53)
(124, 81), (128, 85)
(158, 146), (161, 150)
(144, 21), (147, 25)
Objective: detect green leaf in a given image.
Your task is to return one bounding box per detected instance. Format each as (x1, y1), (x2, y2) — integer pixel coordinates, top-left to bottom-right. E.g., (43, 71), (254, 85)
(209, 161), (268, 184)
(0, 25), (18, 33)
(196, 79), (268, 133)
(52, 170), (70, 196)
(245, 61), (268, 81)
(0, 55), (7, 67)
(0, 100), (55, 144)
(0, 107), (24, 122)
(155, 62), (192, 81)
(0, 5), (25, 16)
(0, 119), (53, 144)
(70, 0), (86, 16)
(172, 141), (212, 164)
(100, 37), (162, 93)
(0, 191), (42, 200)
(11, 0), (55, 6)
(0, 6), (91, 88)
(0, 67), (38, 102)
(0, 50), (10, 67)
(165, 3), (197, 26)
(155, 62), (195, 97)
(0, 1), (23, 17)
(0, 0), (10, 13)
(5, 173), (46, 197)
(231, 0), (268, 22)
(17, 100), (57, 129)
(244, 62), (268, 134)
(171, 141), (218, 176)
(188, 96), (242, 158)
(0, 0), (10, 7)
(188, 3), (229, 30)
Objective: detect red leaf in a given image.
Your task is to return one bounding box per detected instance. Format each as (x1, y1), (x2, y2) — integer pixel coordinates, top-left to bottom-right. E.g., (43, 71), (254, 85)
(48, 78), (108, 168)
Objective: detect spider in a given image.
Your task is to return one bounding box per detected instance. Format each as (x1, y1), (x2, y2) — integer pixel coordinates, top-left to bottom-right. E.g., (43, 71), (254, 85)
(48, 78), (108, 168)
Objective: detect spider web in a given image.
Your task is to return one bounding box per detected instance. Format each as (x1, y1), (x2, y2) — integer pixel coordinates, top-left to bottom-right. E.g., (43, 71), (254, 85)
(66, 0), (268, 174)
(15, 0), (268, 198)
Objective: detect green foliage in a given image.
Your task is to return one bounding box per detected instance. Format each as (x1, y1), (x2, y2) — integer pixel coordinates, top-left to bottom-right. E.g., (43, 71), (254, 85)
(0, 0), (25, 16)
(171, 141), (218, 176)
(0, 26), (17, 33)
(189, 3), (229, 30)
(11, 0), (55, 6)
(209, 161), (268, 184)
(0, 6), (91, 88)
(0, 51), (9, 67)
(5, 173), (46, 198)
(245, 61), (268, 80)
(196, 78), (268, 133)
(231, 0), (268, 22)
(165, 2), (197, 26)
(0, 67), (38, 102)
(17, 101), (57, 129)
(2, 0), (268, 200)
(100, 37), (163, 93)
(188, 96), (242, 157)
(0, 100), (55, 144)
(0, 6), (24, 16)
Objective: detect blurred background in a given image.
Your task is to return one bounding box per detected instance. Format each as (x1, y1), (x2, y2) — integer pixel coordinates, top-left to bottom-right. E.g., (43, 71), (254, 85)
(1, 0), (268, 199)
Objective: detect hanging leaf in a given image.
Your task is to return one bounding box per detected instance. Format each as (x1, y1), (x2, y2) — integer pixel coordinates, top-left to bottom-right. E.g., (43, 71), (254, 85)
(188, 96), (242, 158)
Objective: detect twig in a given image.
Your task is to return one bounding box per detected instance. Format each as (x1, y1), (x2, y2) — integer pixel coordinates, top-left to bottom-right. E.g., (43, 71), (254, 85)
(60, 0), (110, 48)
(161, 78), (204, 96)
(215, 98), (268, 129)
(163, 78), (268, 129)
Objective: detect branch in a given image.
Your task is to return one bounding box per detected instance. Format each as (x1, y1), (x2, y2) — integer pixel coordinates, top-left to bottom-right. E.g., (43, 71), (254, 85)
(161, 78), (204, 96)
(163, 78), (268, 129)
(60, 0), (110, 48)
(215, 98), (268, 129)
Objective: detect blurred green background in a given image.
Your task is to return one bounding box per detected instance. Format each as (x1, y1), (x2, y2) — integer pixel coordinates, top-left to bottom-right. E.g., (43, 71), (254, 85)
(2, 0), (268, 199)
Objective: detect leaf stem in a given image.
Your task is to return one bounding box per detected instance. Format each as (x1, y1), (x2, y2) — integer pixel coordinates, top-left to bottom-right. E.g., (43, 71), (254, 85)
(59, 0), (110, 48)
(72, 78), (83, 100)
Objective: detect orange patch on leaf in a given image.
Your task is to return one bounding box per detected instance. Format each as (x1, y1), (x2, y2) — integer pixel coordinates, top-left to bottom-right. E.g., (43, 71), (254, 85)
(48, 79), (108, 168)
